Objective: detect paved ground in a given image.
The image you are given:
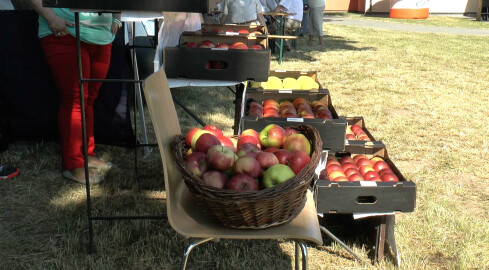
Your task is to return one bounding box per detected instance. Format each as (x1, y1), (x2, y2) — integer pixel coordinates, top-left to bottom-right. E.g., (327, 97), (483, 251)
(324, 14), (489, 36)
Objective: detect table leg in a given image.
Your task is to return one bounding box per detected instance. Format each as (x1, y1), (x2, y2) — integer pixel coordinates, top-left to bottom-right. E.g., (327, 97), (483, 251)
(279, 16), (284, 64)
(233, 83), (245, 135)
(374, 215), (387, 262)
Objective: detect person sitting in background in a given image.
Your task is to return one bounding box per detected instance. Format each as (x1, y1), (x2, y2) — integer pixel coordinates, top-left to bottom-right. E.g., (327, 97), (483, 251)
(273, 0), (303, 50)
(220, 0), (267, 26)
(307, 0), (325, 47)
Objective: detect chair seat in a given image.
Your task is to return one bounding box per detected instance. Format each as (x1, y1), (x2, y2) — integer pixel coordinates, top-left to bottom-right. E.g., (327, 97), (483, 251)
(169, 181), (323, 245)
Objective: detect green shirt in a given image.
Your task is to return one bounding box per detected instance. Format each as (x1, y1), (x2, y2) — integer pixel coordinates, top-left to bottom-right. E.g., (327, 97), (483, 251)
(38, 9), (115, 45)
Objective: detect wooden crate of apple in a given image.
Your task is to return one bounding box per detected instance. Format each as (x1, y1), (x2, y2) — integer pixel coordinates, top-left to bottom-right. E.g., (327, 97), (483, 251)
(319, 154), (399, 182)
(344, 117), (376, 142)
(247, 97), (333, 119)
(184, 40), (265, 50)
(185, 124), (312, 191)
(200, 24), (266, 36)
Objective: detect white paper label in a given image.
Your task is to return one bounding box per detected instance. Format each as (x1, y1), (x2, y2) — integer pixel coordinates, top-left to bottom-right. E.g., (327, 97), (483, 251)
(287, 118), (304, 122)
(225, 32), (238, 36)
(211, 48), (228, 51)
(360, 181), (377, 187)
(278, 90), (292, 93)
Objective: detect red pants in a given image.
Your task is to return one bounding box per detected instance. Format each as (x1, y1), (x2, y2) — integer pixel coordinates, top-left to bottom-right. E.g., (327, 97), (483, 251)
(40, 34), (112, 170)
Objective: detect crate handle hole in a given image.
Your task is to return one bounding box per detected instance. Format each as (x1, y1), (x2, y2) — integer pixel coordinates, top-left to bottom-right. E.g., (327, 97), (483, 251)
(356, 196), (377, 204)
(206, 60), (228, 70)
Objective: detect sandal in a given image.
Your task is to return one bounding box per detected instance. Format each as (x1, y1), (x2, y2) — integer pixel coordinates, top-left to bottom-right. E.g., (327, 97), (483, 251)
(62, 170), (104, 184)
(0, 165), (20, 180)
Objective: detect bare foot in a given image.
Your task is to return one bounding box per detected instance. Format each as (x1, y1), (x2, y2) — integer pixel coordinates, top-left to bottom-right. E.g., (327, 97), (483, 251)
(70, 167), (94, 180)
(88, 156), (107, 167)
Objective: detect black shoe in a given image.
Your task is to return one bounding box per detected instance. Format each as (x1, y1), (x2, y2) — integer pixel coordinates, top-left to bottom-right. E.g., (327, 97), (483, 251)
(0, 165), (19, 180)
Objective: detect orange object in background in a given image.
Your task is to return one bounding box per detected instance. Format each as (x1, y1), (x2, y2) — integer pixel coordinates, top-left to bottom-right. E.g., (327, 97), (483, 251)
(390, 0), (429, 19)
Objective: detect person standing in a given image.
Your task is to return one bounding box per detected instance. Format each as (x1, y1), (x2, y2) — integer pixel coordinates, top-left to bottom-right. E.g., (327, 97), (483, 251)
(27, 0), (121, 184)
(307, 0), (325, 47)
(220, 0), (267, 26)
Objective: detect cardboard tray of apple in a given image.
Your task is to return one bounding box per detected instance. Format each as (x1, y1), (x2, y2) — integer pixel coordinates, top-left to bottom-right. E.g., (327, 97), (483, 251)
(239, 89), (346, 152)
(179, 31), (268, 49)
(247, 70), (323, 91)
(171, 124), (322, 229)
(314, 144), (416, 214)
(341, 116), (384, 146)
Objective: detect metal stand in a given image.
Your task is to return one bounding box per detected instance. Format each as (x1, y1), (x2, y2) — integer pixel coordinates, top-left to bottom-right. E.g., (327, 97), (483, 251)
(74, 13), (166, 254)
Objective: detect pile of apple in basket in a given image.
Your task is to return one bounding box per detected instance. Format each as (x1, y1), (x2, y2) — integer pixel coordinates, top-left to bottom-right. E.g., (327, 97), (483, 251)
(185, 124), (312, 191)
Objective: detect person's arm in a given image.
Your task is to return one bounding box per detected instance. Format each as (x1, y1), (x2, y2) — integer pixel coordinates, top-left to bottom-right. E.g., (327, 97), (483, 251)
(257, 13), (266, 26)
(220, 14), (227, 24)
(27, 0), (73, 36)
(111, 13), (122, 34)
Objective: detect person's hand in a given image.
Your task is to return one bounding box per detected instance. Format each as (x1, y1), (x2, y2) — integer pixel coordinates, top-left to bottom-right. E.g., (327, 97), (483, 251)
(111, 21), (121, 34)
(48, 15), (73, 37)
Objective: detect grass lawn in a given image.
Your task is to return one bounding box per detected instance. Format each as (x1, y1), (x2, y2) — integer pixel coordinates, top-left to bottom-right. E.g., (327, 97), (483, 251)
(1, 17), (489, 269)
(339, 11), (489, 29)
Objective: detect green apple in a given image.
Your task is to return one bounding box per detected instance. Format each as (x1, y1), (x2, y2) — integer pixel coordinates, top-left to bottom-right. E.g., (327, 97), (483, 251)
(262, 164), (295, 188)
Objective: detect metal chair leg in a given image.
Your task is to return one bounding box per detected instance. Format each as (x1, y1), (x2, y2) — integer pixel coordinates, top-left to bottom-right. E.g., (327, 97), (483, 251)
(294, 240), (308, 270)
(180, 238), (214, 270)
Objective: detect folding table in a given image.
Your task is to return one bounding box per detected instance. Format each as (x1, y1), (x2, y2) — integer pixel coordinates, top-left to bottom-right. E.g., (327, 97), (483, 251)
(263, 12), (298, 64)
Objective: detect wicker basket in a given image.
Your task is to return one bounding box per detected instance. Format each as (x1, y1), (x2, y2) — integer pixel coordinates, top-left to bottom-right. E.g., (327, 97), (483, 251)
(171, 125), (322, 229)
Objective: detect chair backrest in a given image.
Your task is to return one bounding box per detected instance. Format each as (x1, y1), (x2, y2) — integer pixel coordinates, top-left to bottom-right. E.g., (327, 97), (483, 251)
(142, 70), (183, 228)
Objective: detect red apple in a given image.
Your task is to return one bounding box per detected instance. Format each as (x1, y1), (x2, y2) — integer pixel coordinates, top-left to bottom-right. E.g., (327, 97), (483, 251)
(206, 145), (237, 171)
(372, 161), (390, 173)
(233, 156), (262, 178)
(326, 164), (343, 175)
(353, 155), (369, 164)
(256, 151), (279, 169)
(217, 135), (236, 152)
(333, 176), (349, 182)
(249, 44), (263, 50)
(237, 135), (261, 149)
(380, 172), (399, 182)
(288, 151), (311, 175)
(191, 130), (212, 149)
(211, 28), (224, 33)
(343, 167), (361, 178)
(202, 170), (228, 189)
(226, 174), (258, 191)
(282, 134), (311, 155)
(215, 43), (230, 49)
(185, 42), (198, 48)
(231, 42), (248, 50)
(203, 125), (223, 137)
(378, 168), (394, 176)
(370, 156), (385, 163)
(364, 171), (380, 181)
(236, 142), (262, 158)
(185, 127), (201, 146)
(326, 157), (341, 167)
(350, 124), (363, 134)
(348, 173), (365, 182)
(319, 169), (328, 180)
(240, 129), (260, 142)
(264, 147), (279, 153)
(284, 127), (299, 138)
(328, 170), (346, 181)
(186, 152), (208, 177)
(238, 29), (249, 34)
(340, 156), (355, 165)
(341, 162), (357, 172)
(195, 133), (221, 153)
(359, 166), (375, 175)
(263, 99), (279, 109)
(263, 107), (280, 117)
(198, 40), (215, 48)
(356, 158), (372, 168)
(259, 124), (286, 149)
(273, 149), (292, 165)
(248, 107), (263, 117)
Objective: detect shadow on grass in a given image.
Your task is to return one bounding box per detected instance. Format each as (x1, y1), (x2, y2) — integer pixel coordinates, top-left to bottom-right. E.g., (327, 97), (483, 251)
(268, 33), (376, 63)
(318, 214), (398, 265)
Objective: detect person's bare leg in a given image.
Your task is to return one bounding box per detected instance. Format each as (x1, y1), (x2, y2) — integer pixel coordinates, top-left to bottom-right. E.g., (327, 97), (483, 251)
(319, 36), (325, 47)
(308, 35), (313, 46)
